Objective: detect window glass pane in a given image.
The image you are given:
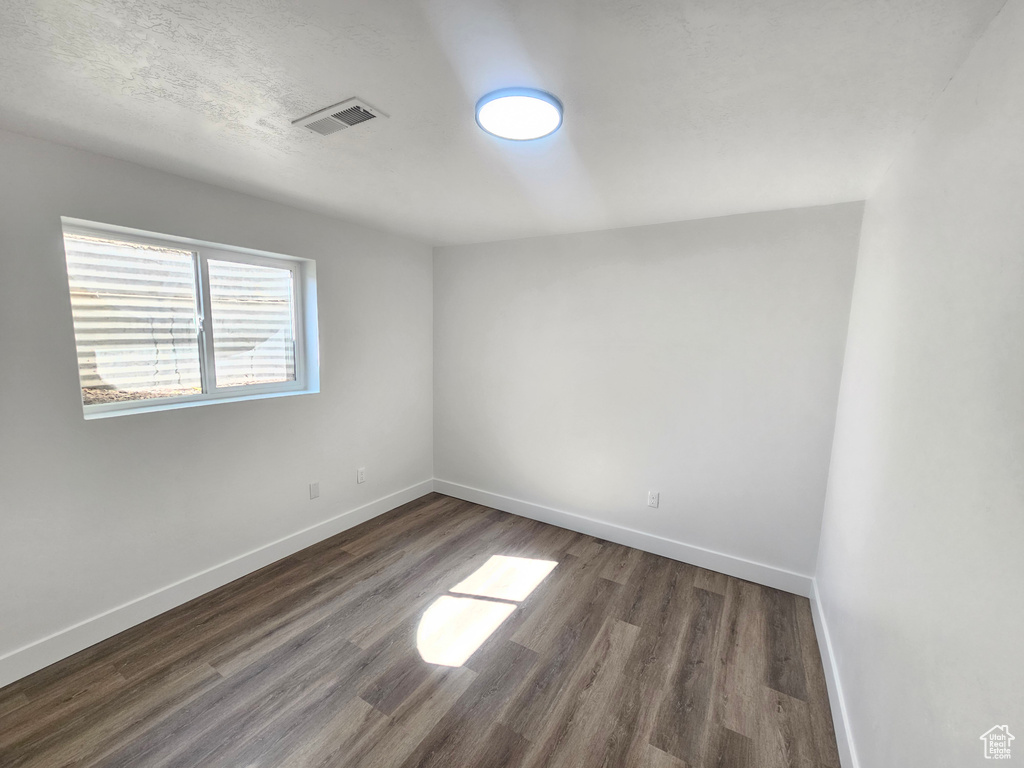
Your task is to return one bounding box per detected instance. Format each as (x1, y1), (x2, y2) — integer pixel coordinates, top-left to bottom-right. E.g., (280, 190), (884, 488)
(64, 234), (202, 405)
(208, 259), (296, 388)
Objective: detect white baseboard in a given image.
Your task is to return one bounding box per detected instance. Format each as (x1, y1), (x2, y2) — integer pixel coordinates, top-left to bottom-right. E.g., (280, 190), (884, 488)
(433, 479), (814, 597)
(0, 479), (434, 690)
(810, 580), (860, 768)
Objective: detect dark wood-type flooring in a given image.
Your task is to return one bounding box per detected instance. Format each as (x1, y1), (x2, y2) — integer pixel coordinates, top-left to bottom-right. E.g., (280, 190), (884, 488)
(0, 493), (840, 767)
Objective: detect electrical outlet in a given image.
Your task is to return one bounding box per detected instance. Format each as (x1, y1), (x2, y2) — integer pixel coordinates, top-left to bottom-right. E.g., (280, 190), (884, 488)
(357, 467), (366, 484)
(647, 491), (659, 508)
(309, 482), (320, 500)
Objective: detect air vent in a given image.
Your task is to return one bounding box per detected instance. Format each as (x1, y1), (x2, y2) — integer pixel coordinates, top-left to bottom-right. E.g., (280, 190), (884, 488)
(292, 98), (388, 136)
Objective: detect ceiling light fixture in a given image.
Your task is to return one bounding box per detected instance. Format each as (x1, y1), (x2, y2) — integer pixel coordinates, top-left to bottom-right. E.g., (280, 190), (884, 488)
(475, 88), (563, 141)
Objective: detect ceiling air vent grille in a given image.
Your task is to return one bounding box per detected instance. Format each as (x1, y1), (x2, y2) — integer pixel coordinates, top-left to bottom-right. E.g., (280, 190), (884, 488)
(332, 106), (375, 126)
(293, 98), (387, 136)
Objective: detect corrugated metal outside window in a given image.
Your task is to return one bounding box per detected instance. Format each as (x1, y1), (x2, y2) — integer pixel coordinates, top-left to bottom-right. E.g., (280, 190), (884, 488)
(208, 259), (296, 388)
(62, 225), (311, 417)
(65, 234), (203, 405)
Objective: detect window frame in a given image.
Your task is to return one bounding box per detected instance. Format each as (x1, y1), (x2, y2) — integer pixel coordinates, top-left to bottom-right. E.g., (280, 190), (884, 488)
(62, 218), (319, 419)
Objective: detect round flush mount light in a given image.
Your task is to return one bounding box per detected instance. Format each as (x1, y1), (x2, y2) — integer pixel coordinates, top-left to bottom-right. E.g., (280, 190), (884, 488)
(475, 88), (563, 141)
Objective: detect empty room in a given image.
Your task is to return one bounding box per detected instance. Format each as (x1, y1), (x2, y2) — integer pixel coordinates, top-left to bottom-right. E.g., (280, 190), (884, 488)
(0, 0), (1020, 766)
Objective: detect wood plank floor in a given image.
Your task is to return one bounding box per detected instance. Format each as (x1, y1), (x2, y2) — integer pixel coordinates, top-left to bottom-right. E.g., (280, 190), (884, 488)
(0, 493), (840, 768)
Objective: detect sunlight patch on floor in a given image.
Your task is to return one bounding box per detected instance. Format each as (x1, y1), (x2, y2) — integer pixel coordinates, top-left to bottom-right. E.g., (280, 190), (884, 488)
(450, 555), (558, 602)
(416, 596), (517, 667)
(417, 555), (559, 667)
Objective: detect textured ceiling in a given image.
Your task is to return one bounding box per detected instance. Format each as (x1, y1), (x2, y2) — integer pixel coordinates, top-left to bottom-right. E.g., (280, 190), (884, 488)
(0, 0), (1005, 245)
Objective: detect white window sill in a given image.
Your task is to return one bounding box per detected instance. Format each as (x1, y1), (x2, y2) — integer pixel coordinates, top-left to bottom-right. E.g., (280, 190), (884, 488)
(82, 386), (319, 420)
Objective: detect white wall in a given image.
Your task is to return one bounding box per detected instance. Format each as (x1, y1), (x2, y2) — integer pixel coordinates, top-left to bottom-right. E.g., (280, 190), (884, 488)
(435, 203), (862, 582)
(0, 130), (434, 685)
(816, 0), (1024, 764)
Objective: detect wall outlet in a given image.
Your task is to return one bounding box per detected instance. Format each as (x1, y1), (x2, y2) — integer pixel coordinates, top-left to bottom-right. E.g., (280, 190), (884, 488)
(647, 491), (659, 508)
(309, 482), (320, 500)
(357, 467), (366, 484)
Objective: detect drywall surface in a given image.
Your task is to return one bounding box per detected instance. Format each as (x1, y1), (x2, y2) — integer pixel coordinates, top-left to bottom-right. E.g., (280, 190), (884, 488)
(435, 203), (862, 576)
(0, 130), (433, 676)
(0, 0), (1002, 244)
(816, 1), (1024, 765)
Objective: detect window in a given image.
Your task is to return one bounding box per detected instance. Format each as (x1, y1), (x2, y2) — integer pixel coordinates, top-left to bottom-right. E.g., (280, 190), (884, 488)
(61, 219), (319, 418)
